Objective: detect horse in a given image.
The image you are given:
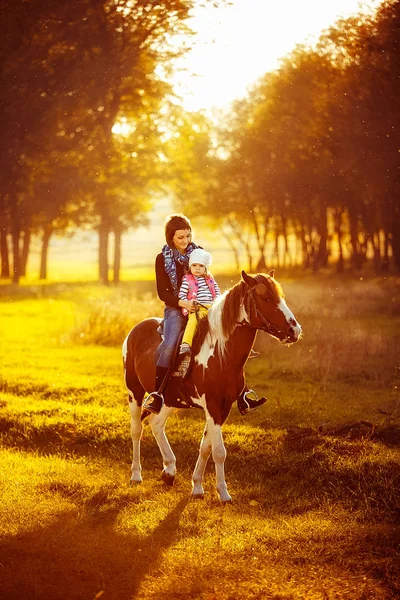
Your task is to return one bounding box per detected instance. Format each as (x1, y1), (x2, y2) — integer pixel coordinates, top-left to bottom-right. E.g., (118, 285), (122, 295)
(122, 270), (302, 503)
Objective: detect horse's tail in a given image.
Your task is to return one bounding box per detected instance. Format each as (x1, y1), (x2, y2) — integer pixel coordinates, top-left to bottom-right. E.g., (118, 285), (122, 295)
(122, 328), (138, 396)
(122, 318), (162, 405)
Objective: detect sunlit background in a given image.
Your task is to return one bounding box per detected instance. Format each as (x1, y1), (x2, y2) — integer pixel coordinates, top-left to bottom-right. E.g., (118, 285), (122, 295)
(172, 0), (375, 112)
(1, 5), (400, 597)
(49, 0), (382, 280)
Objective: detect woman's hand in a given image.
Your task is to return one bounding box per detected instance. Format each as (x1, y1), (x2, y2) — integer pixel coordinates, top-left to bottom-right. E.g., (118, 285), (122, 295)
(179, 299), (196, 313)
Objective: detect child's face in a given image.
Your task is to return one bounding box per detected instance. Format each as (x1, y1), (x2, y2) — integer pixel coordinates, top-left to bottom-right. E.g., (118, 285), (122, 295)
(190, 263), (206, 277)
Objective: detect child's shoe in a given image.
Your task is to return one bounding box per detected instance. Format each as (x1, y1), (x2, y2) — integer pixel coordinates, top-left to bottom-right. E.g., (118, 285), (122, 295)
(179, 342), (191, 355)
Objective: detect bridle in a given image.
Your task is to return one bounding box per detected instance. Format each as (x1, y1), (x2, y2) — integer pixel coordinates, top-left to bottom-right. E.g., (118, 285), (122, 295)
(239, 280), (284, 339)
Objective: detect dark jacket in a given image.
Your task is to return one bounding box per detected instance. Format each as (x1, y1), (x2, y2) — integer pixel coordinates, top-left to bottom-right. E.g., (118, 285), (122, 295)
(155, 253), (186, 309)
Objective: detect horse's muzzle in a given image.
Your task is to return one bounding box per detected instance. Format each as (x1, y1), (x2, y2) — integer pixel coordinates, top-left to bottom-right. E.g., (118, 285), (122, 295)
(284, 324), (302, 344)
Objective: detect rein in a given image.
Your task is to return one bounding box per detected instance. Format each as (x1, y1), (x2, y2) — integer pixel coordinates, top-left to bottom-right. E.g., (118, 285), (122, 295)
(239, 285), (283, 338)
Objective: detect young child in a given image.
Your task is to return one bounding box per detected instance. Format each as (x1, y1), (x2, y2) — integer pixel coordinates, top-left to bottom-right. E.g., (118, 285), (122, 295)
(178, 248), (220, 357)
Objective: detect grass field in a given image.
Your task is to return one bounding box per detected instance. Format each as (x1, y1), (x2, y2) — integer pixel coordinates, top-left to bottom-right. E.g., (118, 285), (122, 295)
(0, 271), (400, 600)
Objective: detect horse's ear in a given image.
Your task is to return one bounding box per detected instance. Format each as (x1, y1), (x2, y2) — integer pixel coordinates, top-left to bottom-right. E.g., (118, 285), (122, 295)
(268, 269), (275, 279)
(241, 270), (257, 287)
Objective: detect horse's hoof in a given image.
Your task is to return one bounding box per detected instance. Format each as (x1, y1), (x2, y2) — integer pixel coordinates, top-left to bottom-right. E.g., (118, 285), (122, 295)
(130, 478), (142, 485)
(220, 498), (233, 505)
(191, 493), (205, 500)
(161, 471), (175, 486)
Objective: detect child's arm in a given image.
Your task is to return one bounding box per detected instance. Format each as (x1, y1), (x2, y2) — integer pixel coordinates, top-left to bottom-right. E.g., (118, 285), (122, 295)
(179, 275), (189, 301)
(212, 275), (221, 297)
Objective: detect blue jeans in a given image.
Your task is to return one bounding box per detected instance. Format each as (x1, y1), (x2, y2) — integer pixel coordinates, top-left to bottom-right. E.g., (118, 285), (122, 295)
(156, 306), (187, 369)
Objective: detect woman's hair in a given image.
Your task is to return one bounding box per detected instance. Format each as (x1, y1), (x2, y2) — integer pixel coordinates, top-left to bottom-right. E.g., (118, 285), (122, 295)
(164, 213), (192, 247)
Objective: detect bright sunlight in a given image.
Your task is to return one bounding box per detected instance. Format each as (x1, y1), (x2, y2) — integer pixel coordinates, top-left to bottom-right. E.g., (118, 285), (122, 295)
(172, 0), (382, 111)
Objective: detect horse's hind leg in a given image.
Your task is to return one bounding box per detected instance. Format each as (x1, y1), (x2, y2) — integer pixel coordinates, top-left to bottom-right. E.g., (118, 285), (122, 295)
(123, 344), (145, 483)
(149, 407), (177, 485)
(192, 424), (212, 499)
(129, 397), (144, 483)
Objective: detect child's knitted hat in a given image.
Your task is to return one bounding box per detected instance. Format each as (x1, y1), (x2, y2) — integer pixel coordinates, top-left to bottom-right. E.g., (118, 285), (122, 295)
(189, 248), (212, 269)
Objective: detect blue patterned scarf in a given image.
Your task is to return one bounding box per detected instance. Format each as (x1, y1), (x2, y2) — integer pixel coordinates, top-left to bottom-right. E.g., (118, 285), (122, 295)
(162, 242), (198, 295)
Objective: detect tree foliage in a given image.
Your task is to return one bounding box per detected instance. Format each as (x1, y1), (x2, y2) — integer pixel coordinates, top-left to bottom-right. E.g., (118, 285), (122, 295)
(0, 0), (224, 282)
(202, 0), (400, 273)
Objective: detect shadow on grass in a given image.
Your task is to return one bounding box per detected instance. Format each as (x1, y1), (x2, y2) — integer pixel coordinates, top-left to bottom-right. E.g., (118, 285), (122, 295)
(0, 493), (189, 600)
(129, 523), (400, 600)
(1, 408), (400, 520)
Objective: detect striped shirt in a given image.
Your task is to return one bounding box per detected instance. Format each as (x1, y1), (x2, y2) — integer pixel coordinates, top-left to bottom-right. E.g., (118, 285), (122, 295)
(179, 275), (221, 305)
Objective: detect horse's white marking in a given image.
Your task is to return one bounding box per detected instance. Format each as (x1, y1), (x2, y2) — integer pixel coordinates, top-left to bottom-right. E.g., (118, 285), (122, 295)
(149, 406), (177, 478)
(194, 294), (227, 367)
(195, 335), (215, 368)
(122, 335), (135, 399)
(191, 408), (231, 502)
(129, 401), (143, 482)
(207, 292), (226, 333)
(122, 335), (128, 361)
(188, 391), (206, 410)
(192, 422), (212, 497)
(204, 291), (248, 359)
(279, 298), (302, 340)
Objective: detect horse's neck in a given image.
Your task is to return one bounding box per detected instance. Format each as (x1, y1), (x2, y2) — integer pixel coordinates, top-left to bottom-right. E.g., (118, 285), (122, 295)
(225, 325), (257, 367)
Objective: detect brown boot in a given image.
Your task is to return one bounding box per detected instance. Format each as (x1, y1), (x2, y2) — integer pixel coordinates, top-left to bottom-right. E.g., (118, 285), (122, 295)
(143, 366), (169, 414)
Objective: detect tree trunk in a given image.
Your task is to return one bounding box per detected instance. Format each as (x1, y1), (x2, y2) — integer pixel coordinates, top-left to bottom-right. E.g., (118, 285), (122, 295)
(382, 230), (390, 272)
(316, 206), (329, 269)
(391, 215), (400, 271)
(281, 217), (291, 267)
(10, 201), (20, 284)
(335, 209), (344, 273)
(256, 251), (267, 271)
(0, 195), (10, 278)
(251, 212), (268, 271)
(20, 227), (31, 277)
(348, 209), (363, 270)
(0, 228), (10, 278)
(221, 230), (240, 272)
(244, 240), (253, 273)
(371, 231), (381, 273)
(299, 223), (309, 269)
(40, 226), (52, 279)
(99, 218), (110, 285)
(273, 232), (280, 268)
(113, 228), (122, 284)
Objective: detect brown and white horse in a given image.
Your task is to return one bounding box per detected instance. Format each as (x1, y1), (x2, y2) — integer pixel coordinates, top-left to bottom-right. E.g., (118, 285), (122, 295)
(122, 270), (302, 502)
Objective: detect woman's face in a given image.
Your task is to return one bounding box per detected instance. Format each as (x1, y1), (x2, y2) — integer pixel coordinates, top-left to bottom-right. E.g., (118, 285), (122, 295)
(172, 228), (192, 253)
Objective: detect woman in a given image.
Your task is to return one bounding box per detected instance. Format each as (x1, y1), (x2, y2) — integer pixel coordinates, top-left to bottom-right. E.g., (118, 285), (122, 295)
(143, 213), (266, 416)
(143, 213), (199, 414)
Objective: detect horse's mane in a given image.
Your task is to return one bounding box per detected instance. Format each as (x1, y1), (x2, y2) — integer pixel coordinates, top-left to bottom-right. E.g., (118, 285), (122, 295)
(193, 273), (283, 358)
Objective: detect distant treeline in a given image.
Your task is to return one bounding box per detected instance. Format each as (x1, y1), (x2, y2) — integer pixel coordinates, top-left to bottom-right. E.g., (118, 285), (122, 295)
(195, 0), (400, 274)
(1, 0), (399, 283)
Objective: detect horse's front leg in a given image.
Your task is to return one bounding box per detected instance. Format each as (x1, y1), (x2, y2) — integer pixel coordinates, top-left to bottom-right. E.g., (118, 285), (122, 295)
(192, 424), (212, 499)
(207, 416), (232, 503)
(129, 399), (143, 483)
(149, 406), (177, 486)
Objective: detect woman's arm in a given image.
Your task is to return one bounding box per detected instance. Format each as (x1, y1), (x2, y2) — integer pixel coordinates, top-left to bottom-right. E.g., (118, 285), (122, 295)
(155, 254), (180, 308)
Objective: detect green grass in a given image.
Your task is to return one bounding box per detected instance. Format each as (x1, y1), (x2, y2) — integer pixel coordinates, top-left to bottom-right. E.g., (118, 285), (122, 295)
(1, 273), (400, 599)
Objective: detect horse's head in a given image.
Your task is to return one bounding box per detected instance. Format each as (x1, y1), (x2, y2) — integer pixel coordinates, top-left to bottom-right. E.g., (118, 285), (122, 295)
(241, 270), (302, 344)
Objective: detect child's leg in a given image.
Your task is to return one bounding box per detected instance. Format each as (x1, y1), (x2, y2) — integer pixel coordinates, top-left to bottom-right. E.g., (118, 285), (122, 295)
(181, 313), (198, 346)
